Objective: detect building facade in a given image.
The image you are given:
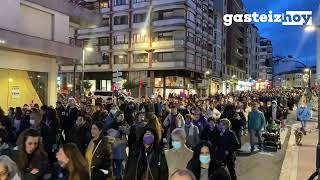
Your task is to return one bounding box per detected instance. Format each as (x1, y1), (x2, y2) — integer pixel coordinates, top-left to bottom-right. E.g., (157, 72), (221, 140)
(246, 24), (260, 80)
(60, 0), (220, 98)
(258, 37), (273, 82)
(222, 0), (247, 94)
(0, 0), (97, 109)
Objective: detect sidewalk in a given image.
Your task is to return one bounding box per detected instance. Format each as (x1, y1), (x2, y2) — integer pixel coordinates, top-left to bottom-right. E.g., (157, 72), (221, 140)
(279, 122), (318, 180)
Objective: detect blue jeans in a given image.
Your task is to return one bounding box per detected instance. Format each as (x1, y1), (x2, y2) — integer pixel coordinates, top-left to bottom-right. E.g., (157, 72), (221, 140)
(249, 129), (262, 150)
(113, 159), (124, 179)
(301, 120), (307, 131)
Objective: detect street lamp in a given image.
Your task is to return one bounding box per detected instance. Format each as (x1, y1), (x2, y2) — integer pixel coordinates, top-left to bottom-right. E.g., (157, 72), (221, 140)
(81, 46), (94, 101)
(304, 24), (320, 170)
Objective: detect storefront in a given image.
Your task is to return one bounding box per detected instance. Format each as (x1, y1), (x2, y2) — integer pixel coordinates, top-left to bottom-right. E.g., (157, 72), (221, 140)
(236, 81), (252, 91)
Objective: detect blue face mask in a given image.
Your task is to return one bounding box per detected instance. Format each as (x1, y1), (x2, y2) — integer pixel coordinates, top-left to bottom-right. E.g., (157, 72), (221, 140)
(199, 155), (211, 164)
(172, 141), (182, 150)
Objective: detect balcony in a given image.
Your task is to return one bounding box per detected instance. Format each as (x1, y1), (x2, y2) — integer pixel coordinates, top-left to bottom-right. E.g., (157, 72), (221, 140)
(152, 40), (184, 48)
(132, 63), (149, 69)
(152, 61), (184, 69)
(101, 7), (110, 13)
(100, 45), (110, 51)
(152, 17), (185, 27)
(77, 26), (109, 39)
(113, 5), (129, 11)
(133, 1), (150, 8)
(153, 0), (185, 6)
(132, 22), (145, 29)
(186, 20), (195, 28)
(113, 64), (129, 70)
(132, 42), (149, 50)
(113, 24), (129, 31)
(113, 44), (129, 50)
(60, 64), (111, 72)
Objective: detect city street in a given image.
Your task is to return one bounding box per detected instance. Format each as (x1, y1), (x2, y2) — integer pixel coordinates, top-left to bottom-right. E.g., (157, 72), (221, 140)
(236, 109), (297, 180)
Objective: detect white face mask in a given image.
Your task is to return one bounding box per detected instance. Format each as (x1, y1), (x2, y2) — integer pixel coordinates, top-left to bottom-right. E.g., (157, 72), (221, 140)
(110, 109), (117, 115)
(30, 119), (35, 125)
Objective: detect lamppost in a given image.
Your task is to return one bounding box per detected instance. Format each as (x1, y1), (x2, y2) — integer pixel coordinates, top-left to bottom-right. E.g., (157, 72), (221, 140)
(81, 46), (94, 101)
(304, 24), (320, 170)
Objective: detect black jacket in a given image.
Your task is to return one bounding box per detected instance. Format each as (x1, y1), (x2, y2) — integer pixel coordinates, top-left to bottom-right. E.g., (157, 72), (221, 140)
(215, 129), (240, 162)
(13, 150), (48, 180)
(124, 107), (135, 125)
(89, 136), (113, 180)
(200, 126), (221, 149)
(68, 123), (91, 155)
(124, 144), (168, 180)
(64, 107), (78, 132)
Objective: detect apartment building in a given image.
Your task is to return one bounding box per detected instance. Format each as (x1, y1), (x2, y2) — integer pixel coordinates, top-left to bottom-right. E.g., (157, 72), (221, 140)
(60, 0), (218, 97)
(246, 24), (260, 80)
(222, 0), (247, 94)
(0, 0), (98, 109)
(259, 37), (273, 81)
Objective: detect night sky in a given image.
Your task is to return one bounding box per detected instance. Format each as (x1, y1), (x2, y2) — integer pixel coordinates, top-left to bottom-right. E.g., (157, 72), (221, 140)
(243, 0), (319, 66)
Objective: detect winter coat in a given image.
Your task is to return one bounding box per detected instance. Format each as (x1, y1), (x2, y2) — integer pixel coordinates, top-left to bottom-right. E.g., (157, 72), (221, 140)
(13, 150), (48, 180)
(163, 113), (185, 141)
(184, 124), (200, 149)
(296, 106), (311, 121)
(193, 116), (208, 133)
(200, 126), (221, 149)
(124, 144), (168, 180)
(86, 136), (113, 180)
(68, 123), (91, 155)
(248, 110), (266, 131)
(206, 108), (221, 120)
(215, 129), (240, 163)
(128, 122), (145, 155)
(165, 145), (193, 177)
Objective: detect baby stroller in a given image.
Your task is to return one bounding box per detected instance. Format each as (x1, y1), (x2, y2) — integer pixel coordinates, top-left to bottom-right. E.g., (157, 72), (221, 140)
(262, 119), (281, 151)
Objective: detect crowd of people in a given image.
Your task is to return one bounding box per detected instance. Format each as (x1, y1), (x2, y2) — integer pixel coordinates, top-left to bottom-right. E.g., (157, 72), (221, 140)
(0, 89), (305, 180)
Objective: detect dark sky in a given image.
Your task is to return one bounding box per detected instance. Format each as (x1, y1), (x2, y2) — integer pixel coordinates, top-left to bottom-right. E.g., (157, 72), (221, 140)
(243, 0), (319, 66)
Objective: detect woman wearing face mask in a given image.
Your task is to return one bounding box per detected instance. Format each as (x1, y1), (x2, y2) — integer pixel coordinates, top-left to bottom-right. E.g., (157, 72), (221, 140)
(56, 143), (90, 180)
(200, 117), (221, 150)
(215, 119), (240, 180)
(128, 112), (146, 156)
(86, 121), (113, 180)
(165, 128), (193, 177)
(187, 141), (230, 180)
(124, 128), (169, 180)
(14, 129), (48, 180)
(104, 104), (119, 132)
(108, 111), (129, 180)
(184, 114), (200, 150)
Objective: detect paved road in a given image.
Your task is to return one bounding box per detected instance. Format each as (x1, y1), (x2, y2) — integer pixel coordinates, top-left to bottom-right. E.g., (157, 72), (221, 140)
(236, 110), (297, 180)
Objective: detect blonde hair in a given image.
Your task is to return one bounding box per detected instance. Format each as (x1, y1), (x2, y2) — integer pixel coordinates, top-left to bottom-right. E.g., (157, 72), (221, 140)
(185, 114), (194, 121)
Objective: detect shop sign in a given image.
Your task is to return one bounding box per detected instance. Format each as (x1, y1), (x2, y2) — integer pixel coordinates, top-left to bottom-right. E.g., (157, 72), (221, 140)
(11, 86), (20, 99)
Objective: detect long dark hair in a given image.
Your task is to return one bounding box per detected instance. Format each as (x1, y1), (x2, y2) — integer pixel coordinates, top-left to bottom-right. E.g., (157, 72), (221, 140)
(16, 129), (45, 170)
(61, 143), (88, 180)
(187, 141), (217, 180)
(14, 107), (23, 120)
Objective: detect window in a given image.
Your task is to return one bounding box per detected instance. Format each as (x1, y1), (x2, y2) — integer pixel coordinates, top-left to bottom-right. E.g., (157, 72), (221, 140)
(187, 10), (195, 22)
(196, 18), (202, 27)
(102, 53), (110, 64)
(187, 32), (195, 43)
(196, 37), (201, 46)
(187, 53), (195, 63)
(203, 4), (208, 14)
(152, 52), (173, 62)
(114, 55), (128, 64)
(158, 31), (173, 41)
(114, 15), (128, 25)
(99, 37), (111, 46)
(113, 34), (128, 44)
(100, 0), (110, 8)
(114, 0), (127, 6)
(133, 13), (146, 23)
(101, 17), (110, 26)
(132, 33), (146, 43)
(158, 10), (173, 20)
(133, 53), (148, 63)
